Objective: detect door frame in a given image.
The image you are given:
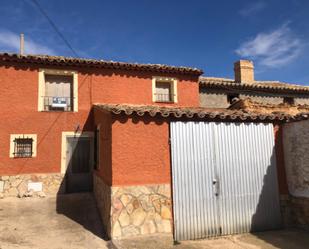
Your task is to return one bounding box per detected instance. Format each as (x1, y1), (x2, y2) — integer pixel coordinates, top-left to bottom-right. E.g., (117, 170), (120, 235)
(60, 131), (94, 174)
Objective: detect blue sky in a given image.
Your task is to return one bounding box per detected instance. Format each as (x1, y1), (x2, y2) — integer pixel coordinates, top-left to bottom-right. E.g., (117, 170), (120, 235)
(0, 0), (309, 84)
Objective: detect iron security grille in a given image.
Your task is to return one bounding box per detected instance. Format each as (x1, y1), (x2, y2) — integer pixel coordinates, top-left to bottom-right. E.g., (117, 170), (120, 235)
(43, 96), (73, 111)
(13, 137), (33, 158)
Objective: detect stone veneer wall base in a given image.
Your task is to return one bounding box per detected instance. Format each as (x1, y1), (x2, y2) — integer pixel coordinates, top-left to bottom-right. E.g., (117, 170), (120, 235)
(93, 174), (112, 238)
(93, 174), (173, 239)
(0, 173), (65, 198)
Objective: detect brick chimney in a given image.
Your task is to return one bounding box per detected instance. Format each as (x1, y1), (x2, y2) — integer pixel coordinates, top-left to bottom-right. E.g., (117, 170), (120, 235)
(234, 60), (254, 84)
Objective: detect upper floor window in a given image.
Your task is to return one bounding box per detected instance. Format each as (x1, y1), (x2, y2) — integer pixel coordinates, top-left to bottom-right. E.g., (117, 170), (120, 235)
(283, 97), (295, 105)
(152, 77), (178, 103)
(10, 134), (37, 158)
(38, 69), (78, 112)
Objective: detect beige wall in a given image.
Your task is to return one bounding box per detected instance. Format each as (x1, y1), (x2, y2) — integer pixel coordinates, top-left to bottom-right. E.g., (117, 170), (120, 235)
(295, 98), (309, 105)
(239, 94), (283, 105)
(199, 91), (229, 108)
(283, 119), (309, 198)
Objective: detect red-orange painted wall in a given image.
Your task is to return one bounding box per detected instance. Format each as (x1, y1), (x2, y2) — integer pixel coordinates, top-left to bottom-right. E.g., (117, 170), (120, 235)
(93, 108), (112, 186)
(0, 62), (199, 175)
(111, 115), (170, 186)
(93, 111), (170, 186)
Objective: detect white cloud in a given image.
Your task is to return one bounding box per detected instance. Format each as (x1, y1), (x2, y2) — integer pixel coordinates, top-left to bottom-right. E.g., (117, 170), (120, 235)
(235, 24), (303, 68)
(239, 2), (266, 17)
(0, 29), (55, 55)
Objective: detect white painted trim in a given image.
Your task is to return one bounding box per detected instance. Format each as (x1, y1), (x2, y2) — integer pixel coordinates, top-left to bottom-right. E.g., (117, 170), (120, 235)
(9, 134), (37, 158)
(38, 69), (78, 112)
(152, 76), (178, 103)
(60, 131), (94, 174)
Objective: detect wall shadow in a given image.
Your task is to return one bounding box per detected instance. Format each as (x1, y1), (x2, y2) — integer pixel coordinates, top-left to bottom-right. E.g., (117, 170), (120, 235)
(55, 110), (110, 241)
(249, 147), (309, 249)
(250, 149), (281, 232)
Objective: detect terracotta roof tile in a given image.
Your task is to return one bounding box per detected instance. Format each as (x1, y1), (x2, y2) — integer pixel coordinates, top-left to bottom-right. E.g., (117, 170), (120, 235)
(94, 103), (308, 122)
(199, 76), (309, 94)
(0, 53), (203, 76)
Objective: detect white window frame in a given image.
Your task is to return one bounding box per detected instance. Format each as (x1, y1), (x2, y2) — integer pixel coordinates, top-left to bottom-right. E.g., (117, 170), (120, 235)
(60, 131), (94, 174)
(152, 76), (178, 103)
(9, 134), (37, 158)
(38, 69), (78, 112)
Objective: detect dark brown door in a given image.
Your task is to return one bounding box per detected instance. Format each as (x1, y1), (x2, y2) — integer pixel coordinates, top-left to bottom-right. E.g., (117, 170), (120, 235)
(66, 136), (93, 193)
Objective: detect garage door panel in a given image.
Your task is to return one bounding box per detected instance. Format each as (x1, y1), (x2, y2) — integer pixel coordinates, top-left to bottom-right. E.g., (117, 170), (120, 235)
(171, 122), (220, 240)
(171, 121), (282, 241)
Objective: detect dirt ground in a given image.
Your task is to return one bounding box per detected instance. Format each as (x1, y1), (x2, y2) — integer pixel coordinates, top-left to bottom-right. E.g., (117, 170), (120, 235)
(113, 229), (309, 249)
(0, 194), (309, 249)
(0, 193), (111, 249)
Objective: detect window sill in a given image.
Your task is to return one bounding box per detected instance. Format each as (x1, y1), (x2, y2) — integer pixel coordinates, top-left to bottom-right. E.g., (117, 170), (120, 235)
(154, 101), (175, 104)
(39, 110), (75, 113)
(12, 157), (34, 159)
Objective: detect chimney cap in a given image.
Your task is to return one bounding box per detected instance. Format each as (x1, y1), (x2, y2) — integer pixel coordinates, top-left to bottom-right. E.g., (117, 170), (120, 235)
(234, 60), (254, 83)
(234, 60), (254, 69)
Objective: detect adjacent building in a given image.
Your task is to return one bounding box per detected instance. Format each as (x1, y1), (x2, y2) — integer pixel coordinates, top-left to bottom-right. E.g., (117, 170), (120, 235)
(200, 60), (309, 108)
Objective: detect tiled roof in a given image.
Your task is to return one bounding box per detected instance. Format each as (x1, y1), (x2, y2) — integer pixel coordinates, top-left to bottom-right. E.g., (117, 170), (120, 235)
(0, 53), (203, 76)
(199, 76), (309, 94)
(94, 104), (308, 122)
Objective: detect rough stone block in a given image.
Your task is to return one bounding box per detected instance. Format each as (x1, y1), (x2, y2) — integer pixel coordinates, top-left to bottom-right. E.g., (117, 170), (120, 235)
(0, 180), (4, 193)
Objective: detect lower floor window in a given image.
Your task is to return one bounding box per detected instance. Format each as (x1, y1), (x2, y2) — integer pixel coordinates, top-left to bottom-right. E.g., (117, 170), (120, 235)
(13, 138), (33, 158)
(10, 134), (37, 158)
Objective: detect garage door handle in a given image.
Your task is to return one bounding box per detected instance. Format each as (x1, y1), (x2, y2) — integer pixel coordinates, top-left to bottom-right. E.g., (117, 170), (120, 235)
(213, 179), (220, 196)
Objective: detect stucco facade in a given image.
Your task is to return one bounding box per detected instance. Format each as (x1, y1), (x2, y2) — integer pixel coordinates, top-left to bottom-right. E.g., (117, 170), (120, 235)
(0, 55), (197, 237)
(0, 61), (199, 176)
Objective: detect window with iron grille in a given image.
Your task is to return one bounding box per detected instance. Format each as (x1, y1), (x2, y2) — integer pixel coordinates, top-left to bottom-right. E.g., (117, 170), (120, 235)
(43, 74), (74, 111)
(13, 138), (33, 158)
(155, 82), (173, 102)
(152, 77), (178, 103)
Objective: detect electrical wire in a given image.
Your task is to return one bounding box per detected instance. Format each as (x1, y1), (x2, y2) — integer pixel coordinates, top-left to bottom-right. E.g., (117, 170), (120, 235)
(28, 0), (79, 57)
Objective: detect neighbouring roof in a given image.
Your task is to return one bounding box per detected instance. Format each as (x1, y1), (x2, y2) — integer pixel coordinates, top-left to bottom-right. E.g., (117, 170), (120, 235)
(229, 98), (309, 116)
(199, 76), (309, 94)
(94, 103), (309, 122)
(0, 53), (203, 76)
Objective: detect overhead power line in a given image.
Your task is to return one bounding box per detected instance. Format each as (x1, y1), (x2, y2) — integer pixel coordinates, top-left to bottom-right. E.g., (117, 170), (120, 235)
(29, 0), (79, 57)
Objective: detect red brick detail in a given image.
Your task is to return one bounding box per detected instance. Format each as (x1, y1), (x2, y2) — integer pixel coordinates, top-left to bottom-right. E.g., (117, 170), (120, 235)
(274, 124), (289, 195)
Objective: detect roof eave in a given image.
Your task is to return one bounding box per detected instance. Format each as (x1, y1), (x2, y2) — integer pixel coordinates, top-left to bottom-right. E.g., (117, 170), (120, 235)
(199, 81), (309, 95)
(0, 53), (203, 76)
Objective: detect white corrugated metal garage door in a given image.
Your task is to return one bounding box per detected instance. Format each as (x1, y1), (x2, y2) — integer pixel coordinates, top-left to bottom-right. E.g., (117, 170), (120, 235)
(170, 121), (282, 241)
